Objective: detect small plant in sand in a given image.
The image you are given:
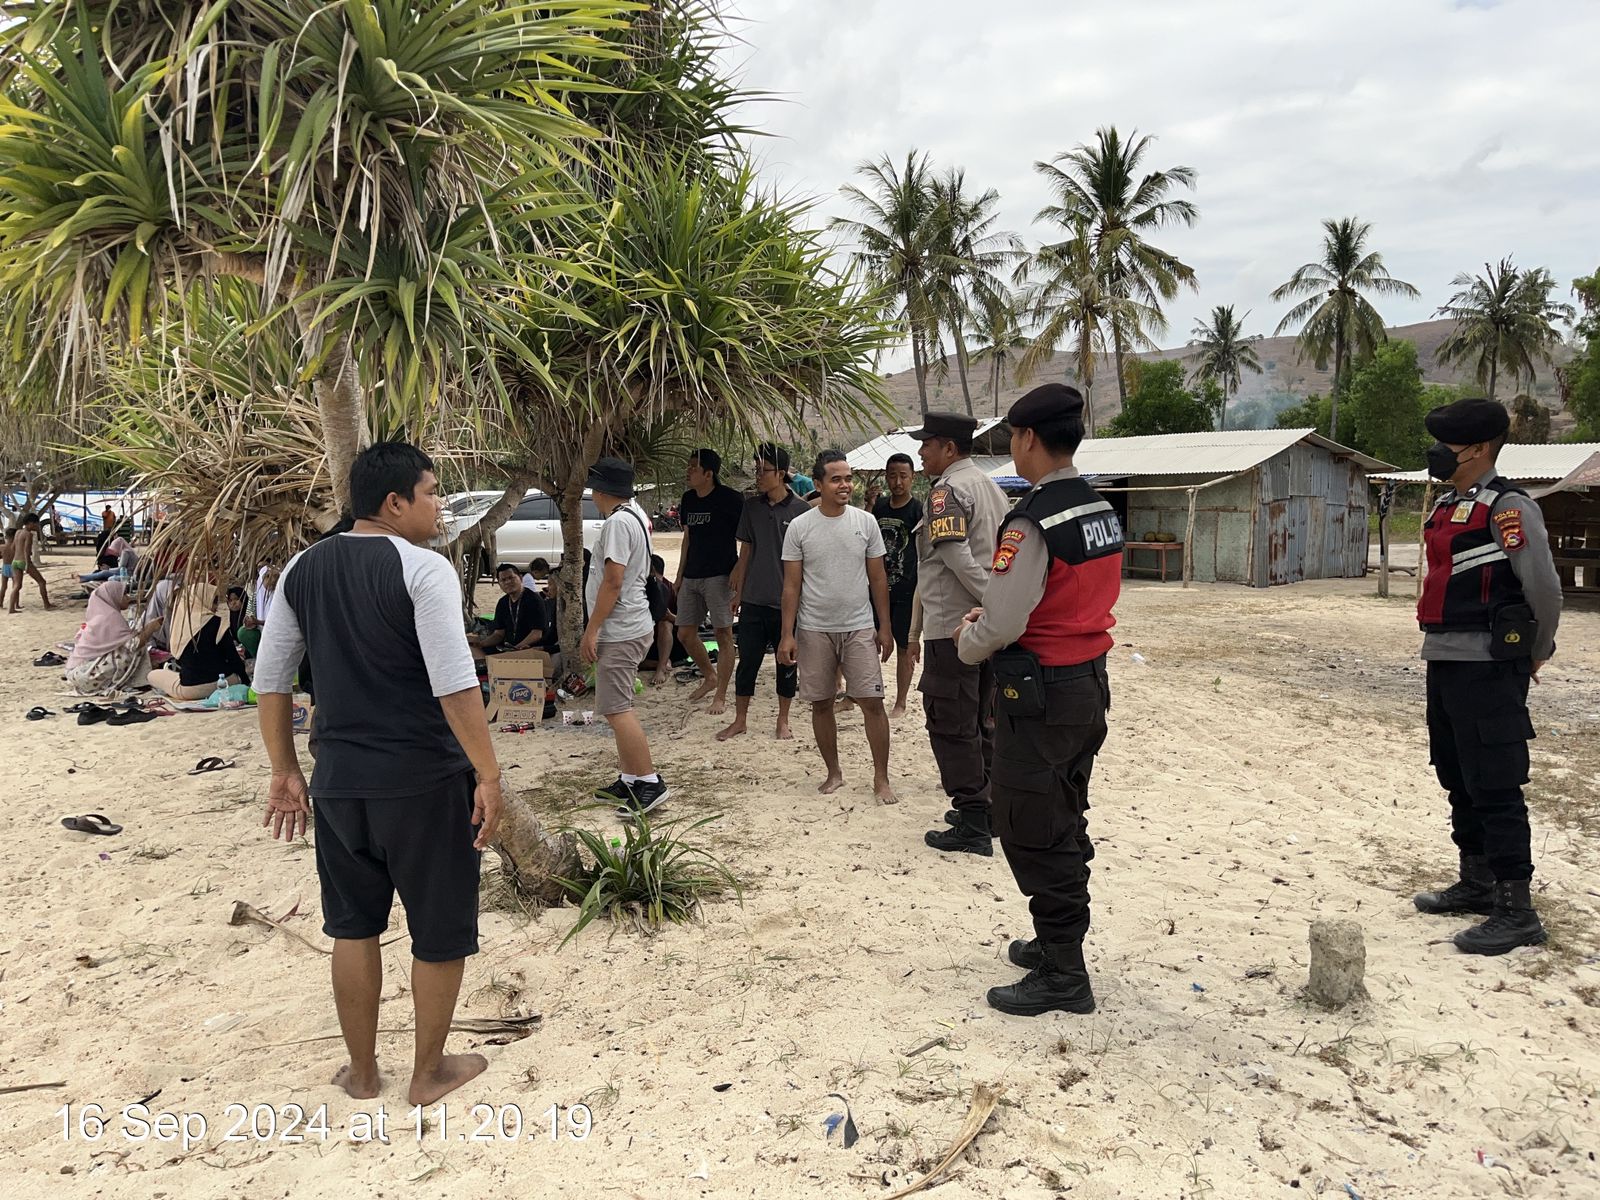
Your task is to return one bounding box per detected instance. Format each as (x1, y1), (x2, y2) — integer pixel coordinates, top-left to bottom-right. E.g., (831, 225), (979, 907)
(557, 810), (740, 943)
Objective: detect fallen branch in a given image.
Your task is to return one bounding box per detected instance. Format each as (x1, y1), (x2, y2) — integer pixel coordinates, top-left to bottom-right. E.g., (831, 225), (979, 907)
(247, 1015), (543, 1051)
(227, 901), (405, 953)
(881, 1081), (1003, 1199)
(0, 1080), (66, 1095)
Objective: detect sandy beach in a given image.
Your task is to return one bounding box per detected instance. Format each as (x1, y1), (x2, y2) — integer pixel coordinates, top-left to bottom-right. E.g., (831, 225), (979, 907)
(2, 540), (1596, 1198)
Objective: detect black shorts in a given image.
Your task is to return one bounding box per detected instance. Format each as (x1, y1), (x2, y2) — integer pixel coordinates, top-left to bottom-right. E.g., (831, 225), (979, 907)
(313, 771), (482, 962)
(889, 595), (915, 650)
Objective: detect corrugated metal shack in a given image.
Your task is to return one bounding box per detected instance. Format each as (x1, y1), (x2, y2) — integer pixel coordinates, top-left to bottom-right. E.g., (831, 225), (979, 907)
(1057, 429), (1389, 586)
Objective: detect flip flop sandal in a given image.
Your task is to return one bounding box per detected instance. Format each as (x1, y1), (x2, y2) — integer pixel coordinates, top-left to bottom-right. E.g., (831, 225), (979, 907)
(25, 706), (55, 720)
(76, 705), (113, 726)
(188, 756), (237, 775)
(33, 652), (67, 667)
(64, 702), (98, 714)
(60, 813), (122, 836)
(105, 709), (158, 726)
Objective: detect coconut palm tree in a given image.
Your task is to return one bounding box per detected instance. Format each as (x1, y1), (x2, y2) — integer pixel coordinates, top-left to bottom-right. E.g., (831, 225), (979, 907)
(1032, 127), (1199, 406)
(831, 151), (943, 411)
(1188, 305), (1264, 430)
(1016, 226), (1160, 435)
(0, 0), (631, 510)
(925, 169), (1026, 416)
(969, 293), (1030, 416)
(1270, 217), (1419, 441)
(1434, 258), (1576, 401)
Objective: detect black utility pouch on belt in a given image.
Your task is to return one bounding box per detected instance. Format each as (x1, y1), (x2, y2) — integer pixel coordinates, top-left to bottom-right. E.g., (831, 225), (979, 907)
(1490, 603), (1536, 661)
(993, 646), (1046, 717)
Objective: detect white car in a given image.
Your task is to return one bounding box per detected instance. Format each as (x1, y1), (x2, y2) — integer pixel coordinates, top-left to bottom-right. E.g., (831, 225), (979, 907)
(438, 489), (606, 570)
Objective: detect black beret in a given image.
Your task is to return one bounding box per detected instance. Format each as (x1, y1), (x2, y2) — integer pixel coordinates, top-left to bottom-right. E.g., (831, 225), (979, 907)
(1007, 383), (1085, 430)
(1424, 398), (1509, 444)
(908, 411), (978, 441)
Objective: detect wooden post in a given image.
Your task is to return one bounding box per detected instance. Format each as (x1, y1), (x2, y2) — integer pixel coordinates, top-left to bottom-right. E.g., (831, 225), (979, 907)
(1182, 486), (1199, 588)
(1414, 483), (1433, 599)
(1377, 481), (1393, 598)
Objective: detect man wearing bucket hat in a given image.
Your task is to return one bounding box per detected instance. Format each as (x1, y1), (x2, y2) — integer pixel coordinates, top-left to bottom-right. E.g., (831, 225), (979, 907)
(581, 456), (669, 818)
(1410, 398), (1561, 955)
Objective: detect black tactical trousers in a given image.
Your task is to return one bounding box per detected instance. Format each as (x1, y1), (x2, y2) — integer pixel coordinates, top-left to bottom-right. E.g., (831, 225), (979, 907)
(920, 637), (994, 814)
(992, 656), (1110, 945)
(1425, 658), (1535, 881)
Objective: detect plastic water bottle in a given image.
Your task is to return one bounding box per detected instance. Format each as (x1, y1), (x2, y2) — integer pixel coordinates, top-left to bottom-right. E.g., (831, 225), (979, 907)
(212, 674), (229, 706)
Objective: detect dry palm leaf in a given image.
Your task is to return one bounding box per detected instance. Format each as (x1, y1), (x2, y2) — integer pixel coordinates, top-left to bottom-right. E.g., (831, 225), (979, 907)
(880, 1081), (1003, 1199)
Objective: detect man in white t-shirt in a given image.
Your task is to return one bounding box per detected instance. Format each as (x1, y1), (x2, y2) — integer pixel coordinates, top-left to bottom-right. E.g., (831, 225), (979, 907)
(581, 457), (669, 817)
(778, 450), (896, 803)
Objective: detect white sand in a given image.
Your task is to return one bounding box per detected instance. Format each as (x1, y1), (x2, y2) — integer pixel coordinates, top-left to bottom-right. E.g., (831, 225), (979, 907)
(2, 542), (1597, 1197)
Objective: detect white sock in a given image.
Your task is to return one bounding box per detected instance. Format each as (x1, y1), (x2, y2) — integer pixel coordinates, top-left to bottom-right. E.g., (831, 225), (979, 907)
(622, 772), (660, 785)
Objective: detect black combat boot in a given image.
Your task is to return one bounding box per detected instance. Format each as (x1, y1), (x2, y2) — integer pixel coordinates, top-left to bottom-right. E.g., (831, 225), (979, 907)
(1453, 879), (1547, 955)
(1413, 853), (1494, 915)
(1008, 938), (1042, 969)
(924, 811), (993, 856)
(944, 808), (960, 826)
(987, 942), (1095, 1015)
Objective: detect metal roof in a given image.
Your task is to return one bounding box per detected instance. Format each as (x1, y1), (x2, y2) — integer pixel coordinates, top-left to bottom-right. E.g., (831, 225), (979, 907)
(1371, 443), (1600, 484)
(846, 419), (1010, 471)
(991, 428), (1390, 479)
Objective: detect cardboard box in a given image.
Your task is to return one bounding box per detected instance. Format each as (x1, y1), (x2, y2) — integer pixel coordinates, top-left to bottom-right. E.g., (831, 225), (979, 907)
(485, 650), (549, 724)
(291, 695), (315, 735)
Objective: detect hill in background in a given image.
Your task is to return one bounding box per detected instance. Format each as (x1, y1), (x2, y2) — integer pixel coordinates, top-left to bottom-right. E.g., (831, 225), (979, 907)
(874, 319), (1575, 435)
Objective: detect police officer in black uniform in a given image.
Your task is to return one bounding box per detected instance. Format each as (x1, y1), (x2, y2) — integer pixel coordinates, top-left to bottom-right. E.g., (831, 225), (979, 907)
(1411, 398), (1562, 955)
(954, 384), (1123, 1015)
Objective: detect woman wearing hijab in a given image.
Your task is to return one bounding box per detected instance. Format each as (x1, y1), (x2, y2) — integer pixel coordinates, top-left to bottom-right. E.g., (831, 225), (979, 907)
(64, 580), (164, 695)
(237, 563), (279, 658)
(148, 582), (247, 700)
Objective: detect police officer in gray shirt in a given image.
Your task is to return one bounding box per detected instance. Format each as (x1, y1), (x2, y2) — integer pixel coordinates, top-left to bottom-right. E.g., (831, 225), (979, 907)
(910, 412), (1011, 856)
(1410, 398), (1562, 955)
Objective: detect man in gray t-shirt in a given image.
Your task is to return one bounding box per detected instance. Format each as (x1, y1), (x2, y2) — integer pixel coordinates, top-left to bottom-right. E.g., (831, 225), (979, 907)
(581, 458), (669, 818)
(777, 451), (896, 804)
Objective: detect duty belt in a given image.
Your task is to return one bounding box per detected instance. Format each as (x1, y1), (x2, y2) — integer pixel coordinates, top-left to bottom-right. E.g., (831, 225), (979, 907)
(1038, 655), (1106, 680)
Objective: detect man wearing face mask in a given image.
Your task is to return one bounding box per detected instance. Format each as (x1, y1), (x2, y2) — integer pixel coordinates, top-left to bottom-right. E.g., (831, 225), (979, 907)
(1412, 398), (1561, 956)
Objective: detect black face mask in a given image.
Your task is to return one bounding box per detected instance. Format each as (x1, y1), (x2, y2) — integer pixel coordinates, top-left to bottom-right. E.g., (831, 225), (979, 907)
(1426, 442), (1470, 481)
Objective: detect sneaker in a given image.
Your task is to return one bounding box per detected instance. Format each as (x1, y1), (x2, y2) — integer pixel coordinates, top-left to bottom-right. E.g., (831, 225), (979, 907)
(595, 776), (634, 803)
(618, 777), (671, 818)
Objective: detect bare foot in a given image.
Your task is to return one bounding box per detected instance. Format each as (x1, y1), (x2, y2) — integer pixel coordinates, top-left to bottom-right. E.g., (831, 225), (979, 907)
(333, 1061), (382, 1100)
(874, 779), (899, 805)
(652, 670), (670, 687)
(775, 721), (793, 740)
(42, 603), (56, 611)
(707, 695), (728, 716)
(818, 773), (845, 795)
(407, 1053), (487, 1106)
(688, 678), (716, 702)
(715, 720), (747, 742)
(890, 704), (907, 719)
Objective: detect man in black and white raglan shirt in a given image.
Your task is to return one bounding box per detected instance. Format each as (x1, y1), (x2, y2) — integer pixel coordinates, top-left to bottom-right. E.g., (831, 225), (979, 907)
(255, 442), (505, 1108)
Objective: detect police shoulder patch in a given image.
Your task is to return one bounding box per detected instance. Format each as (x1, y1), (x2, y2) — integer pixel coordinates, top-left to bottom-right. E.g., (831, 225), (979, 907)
(929, 488), (948, 516)
(991, 542), (1019, 574)
(1001, 528), (1026, 545)
(1493, 507), (1526, 551)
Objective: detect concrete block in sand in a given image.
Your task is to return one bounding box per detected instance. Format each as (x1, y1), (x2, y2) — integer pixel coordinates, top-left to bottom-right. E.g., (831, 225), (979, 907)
(1305, 919), (1367, 1008)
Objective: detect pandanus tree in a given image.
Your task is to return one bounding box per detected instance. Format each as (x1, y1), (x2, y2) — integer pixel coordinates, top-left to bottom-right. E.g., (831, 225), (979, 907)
(0, 0), (634, 511)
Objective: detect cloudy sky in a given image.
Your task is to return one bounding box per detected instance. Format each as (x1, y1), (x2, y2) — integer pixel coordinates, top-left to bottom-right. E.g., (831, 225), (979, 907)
(721, 0), (1600, 363)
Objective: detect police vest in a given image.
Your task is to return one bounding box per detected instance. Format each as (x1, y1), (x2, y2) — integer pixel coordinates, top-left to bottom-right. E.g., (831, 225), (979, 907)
(1417, 476), (1530, 632)
(999, 476), (1123, 666)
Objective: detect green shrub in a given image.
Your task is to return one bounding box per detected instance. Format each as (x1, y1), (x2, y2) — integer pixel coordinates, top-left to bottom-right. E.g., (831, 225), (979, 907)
(557, 809), (741, 944)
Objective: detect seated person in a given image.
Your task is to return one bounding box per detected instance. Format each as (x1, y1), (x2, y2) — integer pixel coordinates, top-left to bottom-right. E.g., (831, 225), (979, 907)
(522, 557), (551, 591)
(468, 563), (550, 660)
(81, 539), (138, 582)
(226, 585), (246, 640)
(148, 583), (247, 700)
(640, 553), (685, 684)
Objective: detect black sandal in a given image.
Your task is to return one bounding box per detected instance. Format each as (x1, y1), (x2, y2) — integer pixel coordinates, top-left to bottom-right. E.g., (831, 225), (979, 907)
(33, 652), (67, 667)
(25, 706), (54, 720)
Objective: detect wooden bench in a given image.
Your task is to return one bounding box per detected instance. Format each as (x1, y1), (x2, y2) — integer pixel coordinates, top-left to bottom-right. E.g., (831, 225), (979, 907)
(1123, 541), (1184, 582)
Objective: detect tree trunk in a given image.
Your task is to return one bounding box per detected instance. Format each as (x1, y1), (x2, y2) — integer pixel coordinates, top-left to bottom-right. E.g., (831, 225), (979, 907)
(457, 466), (537, 612)
(1487, 351), (1498, 403)
(953, 329), (975, 417)
(1113, 327), (1128, 407)
(992, 356), (1002, 417)
(1083, 382), (1095, 438)
(1219, 382), (1229, 432)
(1329, 323), (1346, 443)
(290, 301), (365, 517)
(554, 419), (612, 659)
(491, 789), (580, 906)
(911, 331), (930, 413)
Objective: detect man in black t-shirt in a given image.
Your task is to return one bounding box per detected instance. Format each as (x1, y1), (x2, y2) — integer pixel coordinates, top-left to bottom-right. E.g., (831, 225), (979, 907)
(869, 452), (923, 716)
(674, 448), (743, 713)
(469, 564), (549, 659)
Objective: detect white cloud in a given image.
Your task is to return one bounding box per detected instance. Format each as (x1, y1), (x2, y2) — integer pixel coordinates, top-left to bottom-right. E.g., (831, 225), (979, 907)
(722, 0), (1600, 361)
